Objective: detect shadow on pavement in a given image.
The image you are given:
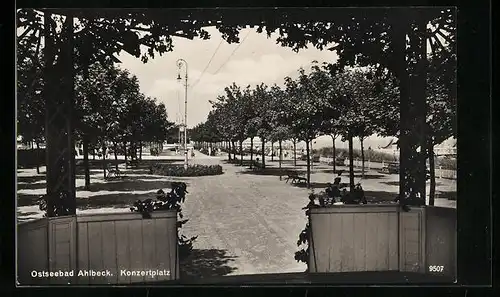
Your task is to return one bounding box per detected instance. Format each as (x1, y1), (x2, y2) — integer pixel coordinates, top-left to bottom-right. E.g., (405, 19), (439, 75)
(17, 175), (46, 184)
(379, 181), (400, 186)
(292, 182), (331, 189)
(238, 168), (306, 177)
(436, 190), (457, 200)
(363, 190), (399, 202)
(17, 191), (158, 209)
(17, 194), (42, 207)
(75, 179), (178, 192)
(180, 248), (238, 279)
(381, 180), (446, 187)
(17, 182), (46, 190)
(76, 192), (157, 209)
(317, 168), (363, 174)
(221, 159), (254, 165)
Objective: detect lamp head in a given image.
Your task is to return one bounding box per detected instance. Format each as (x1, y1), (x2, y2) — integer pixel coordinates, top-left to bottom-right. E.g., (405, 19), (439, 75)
(177, 73), (182, 81)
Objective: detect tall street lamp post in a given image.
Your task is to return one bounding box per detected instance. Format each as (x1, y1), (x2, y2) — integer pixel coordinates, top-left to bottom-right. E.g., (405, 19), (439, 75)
(177, 59), (188, 170)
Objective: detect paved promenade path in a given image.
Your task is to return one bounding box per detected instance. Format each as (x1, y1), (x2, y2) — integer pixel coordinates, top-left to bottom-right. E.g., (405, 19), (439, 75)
(178, 152), (310, 276)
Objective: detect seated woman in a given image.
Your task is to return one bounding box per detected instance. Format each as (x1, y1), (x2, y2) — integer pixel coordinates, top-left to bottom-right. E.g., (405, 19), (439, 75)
(326, 177), (342, 201)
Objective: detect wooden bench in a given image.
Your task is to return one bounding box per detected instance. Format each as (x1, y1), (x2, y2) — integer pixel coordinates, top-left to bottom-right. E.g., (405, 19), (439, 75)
(105, 165), (121, 179)
(252, 161), (263, 171)
(285, 172), (307, 184)
(127, 159), (139, 168)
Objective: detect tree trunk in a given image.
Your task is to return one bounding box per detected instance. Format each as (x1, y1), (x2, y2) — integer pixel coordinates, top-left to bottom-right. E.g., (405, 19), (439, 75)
(428, 139), (436, 206)
(113, 142), (119, 170)
(392, 15), (411, 201)
(250, 137), (254, 169)
(331, 135), (336, 175)
(293, 139), (297, 167)
(261, 137), (266, 168)
(92, 148), (95, 160)
(306, 138), (311, 188)
(279, 140), (283, 181)
(139, 140), (143, 160)
(35, 142), (40, 174)
(360, 137), (365, 178)
(348, 133), (355, 192)
(239, 139), (243, 166)
(123, 141), (127, 168)
(415, 20), (429, 202)
(231, 140), (236, 161)
(102, 142), (107, 179)
(83, 137), (90, 190)
(271, 141), (274, 161)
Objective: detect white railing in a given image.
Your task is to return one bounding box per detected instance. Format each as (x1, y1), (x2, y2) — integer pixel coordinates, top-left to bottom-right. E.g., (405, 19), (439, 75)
(319, 157), (456, 179)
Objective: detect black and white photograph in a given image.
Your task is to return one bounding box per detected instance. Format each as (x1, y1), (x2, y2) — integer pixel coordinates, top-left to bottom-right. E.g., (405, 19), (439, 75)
(16, 7), (457, 285)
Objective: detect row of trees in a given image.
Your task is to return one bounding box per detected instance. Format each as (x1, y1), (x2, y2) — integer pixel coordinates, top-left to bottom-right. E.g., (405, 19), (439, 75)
(190, 56), (455, 204)
(16, 8), (455, 215)
(74, 63), (173, 184)
(17, 41), (174, 188)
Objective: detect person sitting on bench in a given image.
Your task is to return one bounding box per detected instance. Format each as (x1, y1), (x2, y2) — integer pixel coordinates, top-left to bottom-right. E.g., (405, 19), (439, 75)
(326, 177), (342, 201)
(341, 183), (367, 204)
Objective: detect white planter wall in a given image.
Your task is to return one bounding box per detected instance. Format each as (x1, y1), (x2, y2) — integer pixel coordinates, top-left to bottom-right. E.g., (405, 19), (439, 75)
(17, 211), (179, 285)
(309, 204), (456, 279)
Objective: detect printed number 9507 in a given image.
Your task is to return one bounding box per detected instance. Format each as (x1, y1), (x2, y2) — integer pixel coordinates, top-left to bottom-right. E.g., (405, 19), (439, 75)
(428, 265), (445, 272)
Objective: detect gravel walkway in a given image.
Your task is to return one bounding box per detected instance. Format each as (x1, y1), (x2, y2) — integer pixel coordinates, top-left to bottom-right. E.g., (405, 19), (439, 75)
(179, 153), (309, 276)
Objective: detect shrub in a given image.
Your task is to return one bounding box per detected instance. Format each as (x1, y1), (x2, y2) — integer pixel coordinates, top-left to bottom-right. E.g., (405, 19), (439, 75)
(130, 183), (198, 260)
(150, 164), (223, 176)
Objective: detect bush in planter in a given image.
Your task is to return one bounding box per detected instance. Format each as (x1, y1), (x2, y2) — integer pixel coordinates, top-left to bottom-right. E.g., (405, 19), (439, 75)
(150, 164), (223, 176)
(130, 182), (198, 260)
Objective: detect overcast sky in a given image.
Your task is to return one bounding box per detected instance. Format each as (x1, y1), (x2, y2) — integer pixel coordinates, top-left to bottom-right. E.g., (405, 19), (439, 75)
(116, 26), (338, 127)
(115, 26), (455, 150)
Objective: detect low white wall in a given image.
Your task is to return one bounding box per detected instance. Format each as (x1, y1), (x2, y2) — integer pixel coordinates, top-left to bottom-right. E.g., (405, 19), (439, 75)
(17, 219), (50, 285)
(399, 207), (426, 273)
(309, 204), (400, 273)
(76, 211), (178, 284)
(17, 211), (179, 285)
(308, 204), (456, 279)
